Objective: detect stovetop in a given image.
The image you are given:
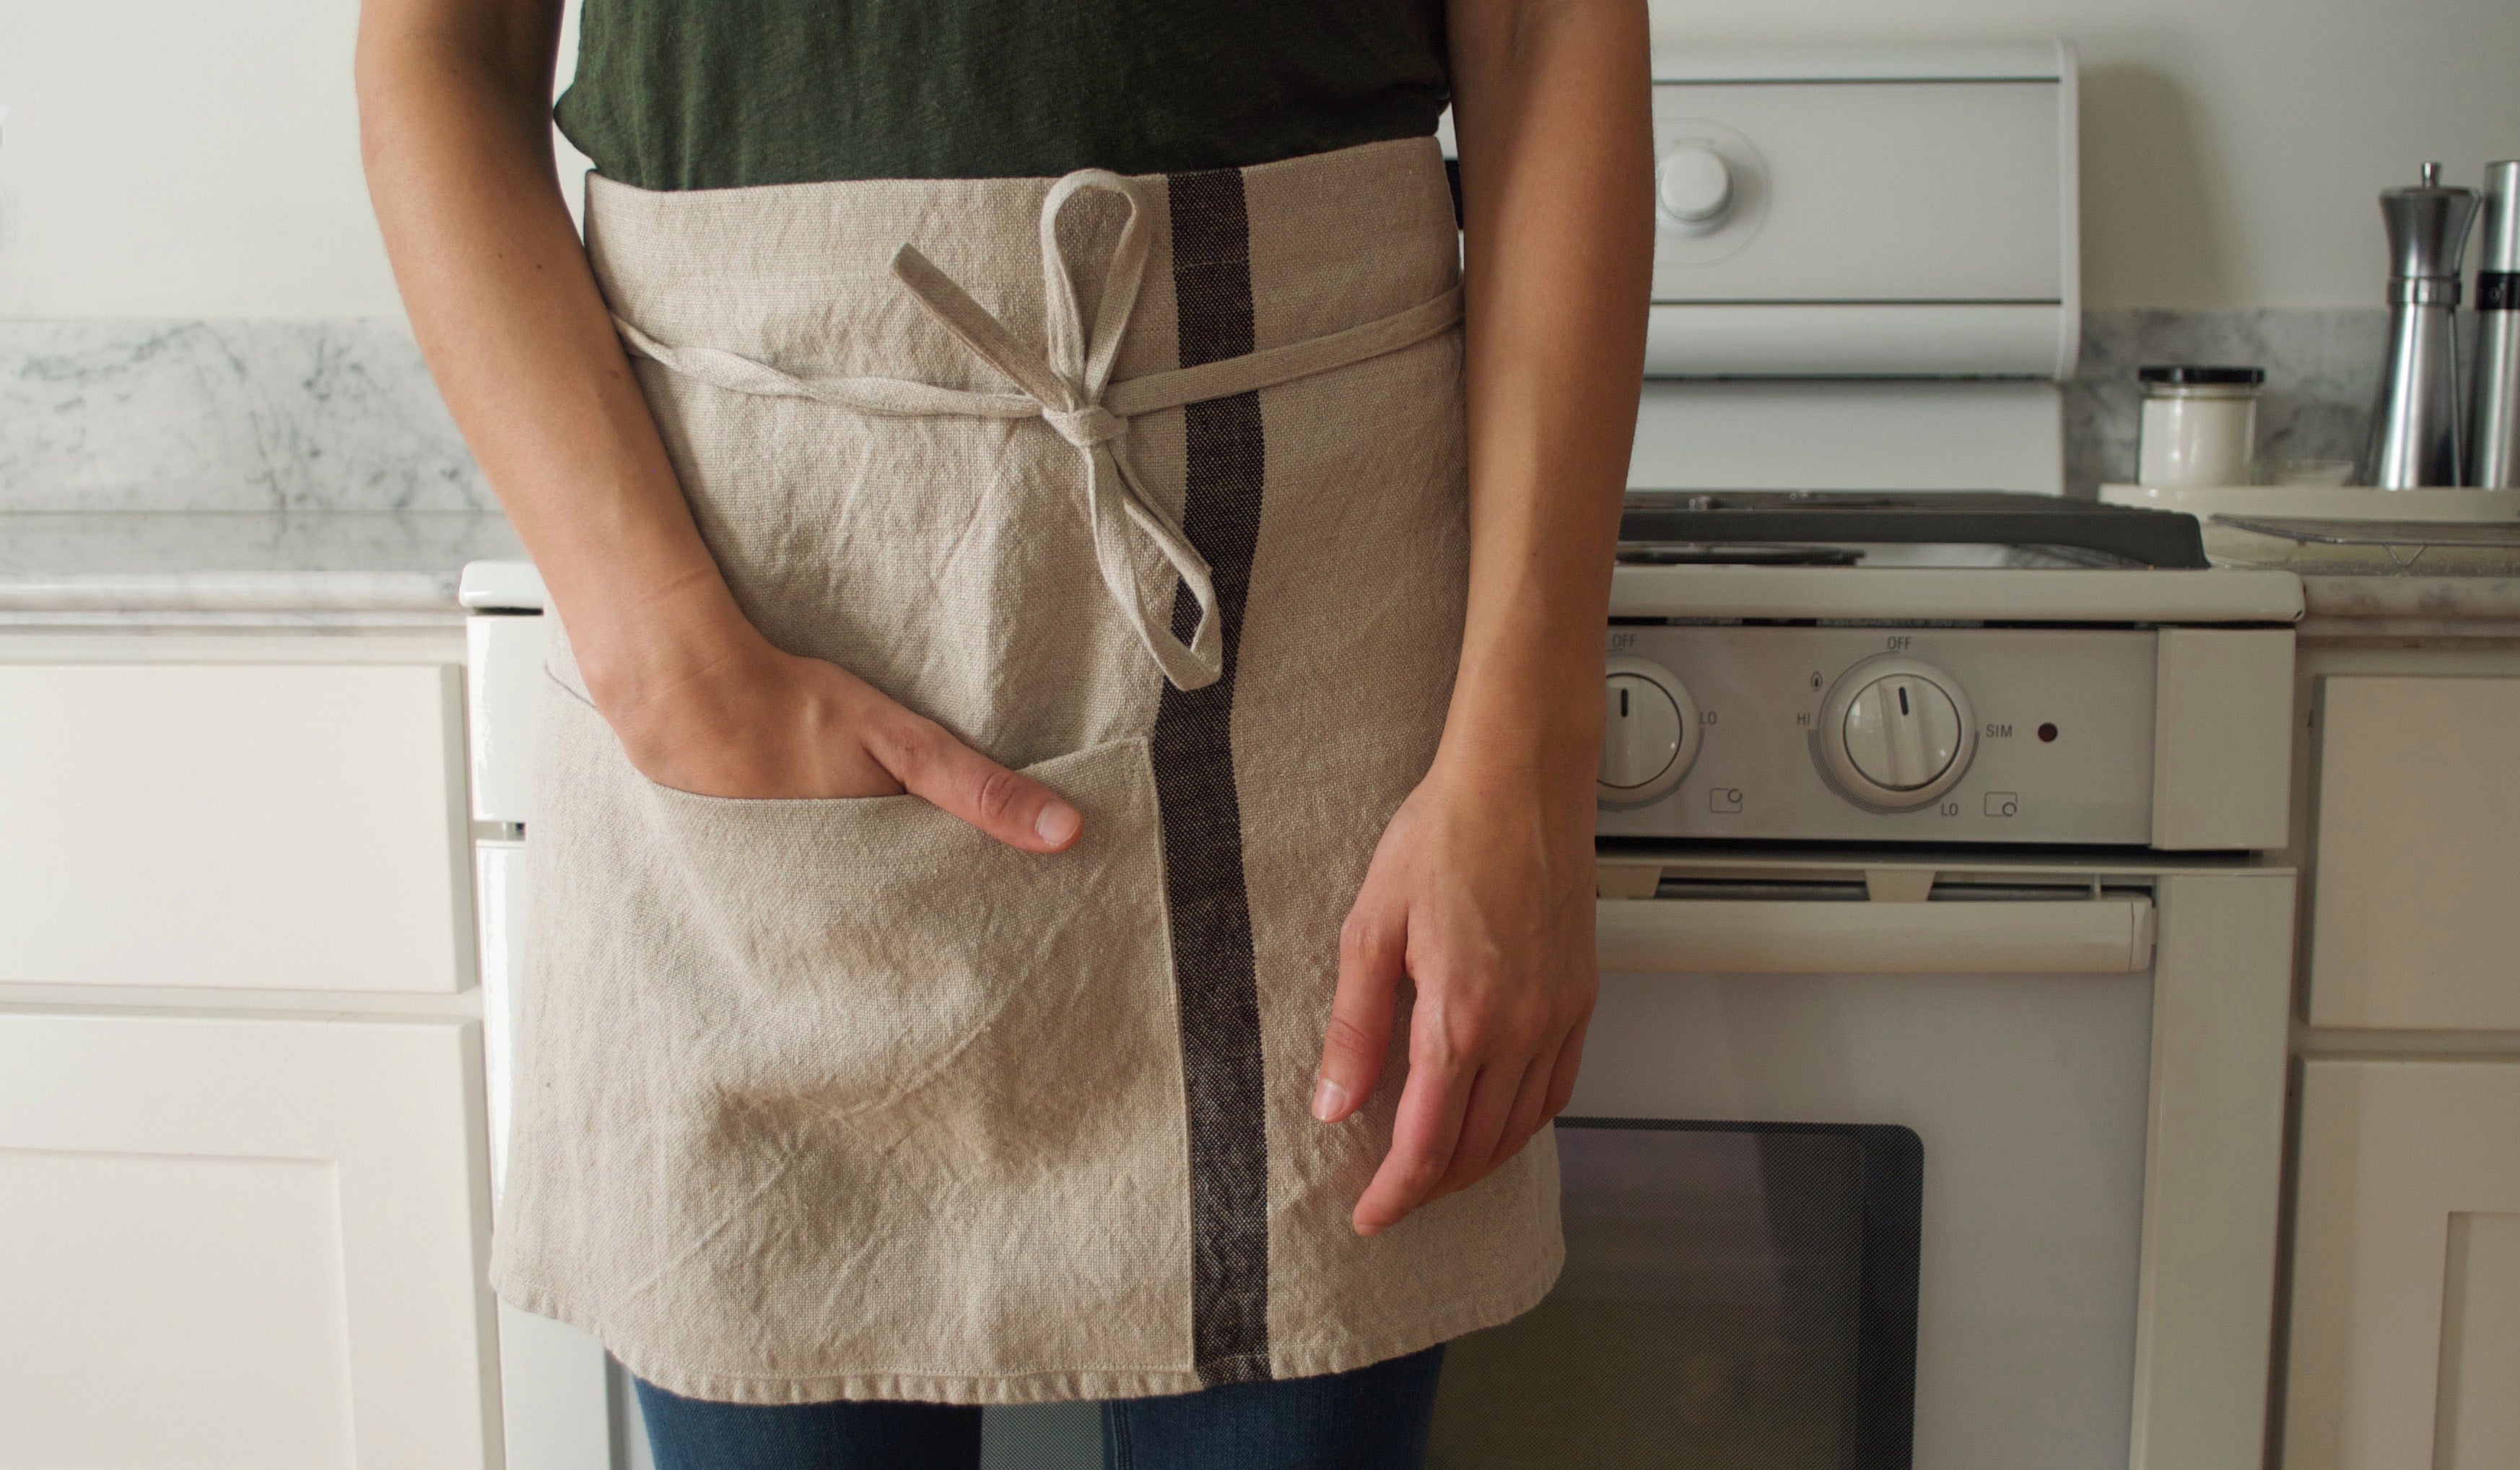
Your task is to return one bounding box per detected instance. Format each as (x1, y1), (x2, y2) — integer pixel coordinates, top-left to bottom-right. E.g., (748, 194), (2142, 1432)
(1618, 492), (2214, 571)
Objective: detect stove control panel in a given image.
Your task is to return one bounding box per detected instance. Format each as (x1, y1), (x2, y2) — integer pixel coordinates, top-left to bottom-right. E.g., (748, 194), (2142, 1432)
(1597, 625), (2157, 845)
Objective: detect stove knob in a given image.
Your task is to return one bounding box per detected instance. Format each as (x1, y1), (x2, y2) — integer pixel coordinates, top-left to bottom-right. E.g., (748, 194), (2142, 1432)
(1818, 656), (1979, 810)
(1844, 676), (1964, 789)
(1600, 656), (1699, 806)
(1656, 146), (1734, 230)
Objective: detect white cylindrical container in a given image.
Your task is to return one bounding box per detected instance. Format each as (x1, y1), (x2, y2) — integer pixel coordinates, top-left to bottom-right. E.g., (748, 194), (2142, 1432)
(2137, 366), (2264, 487)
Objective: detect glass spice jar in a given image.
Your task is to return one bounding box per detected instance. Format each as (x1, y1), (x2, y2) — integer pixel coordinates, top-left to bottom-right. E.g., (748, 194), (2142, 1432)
(2136, 365), (2264, 487)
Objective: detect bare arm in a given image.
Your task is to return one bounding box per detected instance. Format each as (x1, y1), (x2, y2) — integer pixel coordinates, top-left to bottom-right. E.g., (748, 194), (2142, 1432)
(1315, 0), (1652, 1234)
(354, 0), (1080, 848)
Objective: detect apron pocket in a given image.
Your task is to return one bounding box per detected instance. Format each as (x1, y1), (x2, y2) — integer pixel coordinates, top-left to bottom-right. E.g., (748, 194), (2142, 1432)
(543, 679), (1173, 1121)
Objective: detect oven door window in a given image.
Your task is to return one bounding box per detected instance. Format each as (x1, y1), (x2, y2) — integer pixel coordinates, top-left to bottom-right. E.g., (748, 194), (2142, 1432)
(1429, 1118), (1922, 1470)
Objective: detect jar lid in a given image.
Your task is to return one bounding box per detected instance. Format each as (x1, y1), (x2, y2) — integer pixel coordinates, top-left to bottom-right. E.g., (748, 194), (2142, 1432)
(2138, 365), (2264, 386)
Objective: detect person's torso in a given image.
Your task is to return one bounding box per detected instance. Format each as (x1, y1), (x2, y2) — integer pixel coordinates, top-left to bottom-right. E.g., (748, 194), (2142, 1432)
(556, 0), (1453, 191)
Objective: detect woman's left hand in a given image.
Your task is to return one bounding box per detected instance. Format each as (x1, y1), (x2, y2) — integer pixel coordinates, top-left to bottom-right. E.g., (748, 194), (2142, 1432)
(1314, 752), (1598, 1236)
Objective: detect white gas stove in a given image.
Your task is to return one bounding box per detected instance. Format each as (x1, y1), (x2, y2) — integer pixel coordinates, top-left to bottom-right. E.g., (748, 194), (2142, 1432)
(1431, 490), (2303, 1470)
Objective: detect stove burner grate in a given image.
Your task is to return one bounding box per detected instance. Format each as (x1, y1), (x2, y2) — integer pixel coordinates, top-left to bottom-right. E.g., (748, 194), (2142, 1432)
(1618, 491), (2212, 570)
(1614, 544), (1866, 567)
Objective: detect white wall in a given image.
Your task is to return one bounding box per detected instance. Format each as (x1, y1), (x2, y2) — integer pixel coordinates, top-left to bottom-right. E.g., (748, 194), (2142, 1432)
(0, 0), (2514, 318)
(0, 0), (588, 319)
(1, 1), (397, 317)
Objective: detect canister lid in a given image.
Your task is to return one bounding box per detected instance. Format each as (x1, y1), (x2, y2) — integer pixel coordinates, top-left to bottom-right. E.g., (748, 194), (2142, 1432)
(2138, 365), (2264, 386)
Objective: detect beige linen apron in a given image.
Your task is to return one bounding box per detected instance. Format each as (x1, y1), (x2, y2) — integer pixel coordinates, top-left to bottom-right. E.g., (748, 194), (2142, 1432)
(490, 136), (1563, 1406)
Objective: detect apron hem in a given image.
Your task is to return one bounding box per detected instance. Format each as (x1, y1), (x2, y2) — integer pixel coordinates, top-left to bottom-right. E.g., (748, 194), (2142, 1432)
(490, 1249), (1560, 1406)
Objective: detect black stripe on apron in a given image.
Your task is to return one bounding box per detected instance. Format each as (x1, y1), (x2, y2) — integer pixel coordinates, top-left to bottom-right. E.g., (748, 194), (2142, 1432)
(1154, 165), (1272, 1386)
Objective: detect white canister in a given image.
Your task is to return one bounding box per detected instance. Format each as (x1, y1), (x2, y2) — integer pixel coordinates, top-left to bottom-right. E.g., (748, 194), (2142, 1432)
(2136, 365), (2264, 487)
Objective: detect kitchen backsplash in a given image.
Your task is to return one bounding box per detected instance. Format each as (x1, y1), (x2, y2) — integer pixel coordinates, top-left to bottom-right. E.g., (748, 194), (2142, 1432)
(2, 311), (2390, 511)
(0, 320), (487, 513)
(2065, 309), (2387, 492)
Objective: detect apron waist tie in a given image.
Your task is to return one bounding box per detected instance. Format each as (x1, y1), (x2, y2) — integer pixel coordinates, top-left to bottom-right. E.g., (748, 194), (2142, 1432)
(609, 168), (1465, 692)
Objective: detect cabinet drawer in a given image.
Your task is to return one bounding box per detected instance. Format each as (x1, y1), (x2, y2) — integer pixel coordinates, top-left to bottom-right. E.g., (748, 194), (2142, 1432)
(0, 661), (470, 992)
(2309, 677), (2520, 1030)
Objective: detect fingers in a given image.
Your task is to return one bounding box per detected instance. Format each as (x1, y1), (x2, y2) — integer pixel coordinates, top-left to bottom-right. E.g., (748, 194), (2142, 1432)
(1358, 990), (1594, 1227)
(1353, 1051), (1476, 1237)
(1488, 1052), (1561, 1181)
(1542, 1017), (1588, 1121)
(1432, 1059), (1533, 1199)
(872, 716), (1081, 853)
(1316, 896), (1410, 1124)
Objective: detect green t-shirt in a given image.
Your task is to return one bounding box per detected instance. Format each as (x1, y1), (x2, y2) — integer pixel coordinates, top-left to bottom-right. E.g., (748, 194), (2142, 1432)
(556, 0), (1452, 191)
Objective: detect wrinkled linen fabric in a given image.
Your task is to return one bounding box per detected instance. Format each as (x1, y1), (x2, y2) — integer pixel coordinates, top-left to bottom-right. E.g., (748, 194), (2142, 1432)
(489, 136), (1564, 1406)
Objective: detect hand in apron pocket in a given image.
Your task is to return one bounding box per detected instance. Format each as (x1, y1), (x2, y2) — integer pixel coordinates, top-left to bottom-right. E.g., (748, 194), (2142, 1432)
(539, 677), (1176, 1118)
(582, 631), (1084, 853)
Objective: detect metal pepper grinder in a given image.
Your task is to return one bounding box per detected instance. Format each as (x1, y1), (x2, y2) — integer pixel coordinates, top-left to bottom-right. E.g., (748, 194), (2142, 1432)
(2360, 163), (2481, 487)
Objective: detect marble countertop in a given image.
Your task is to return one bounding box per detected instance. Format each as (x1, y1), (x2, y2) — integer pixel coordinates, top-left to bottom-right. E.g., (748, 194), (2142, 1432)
(0, 511), (525, 626)
(2290, 573), (2520, 635)
(3, 508), (2514, 637)
(2196, 522), (2520, 634)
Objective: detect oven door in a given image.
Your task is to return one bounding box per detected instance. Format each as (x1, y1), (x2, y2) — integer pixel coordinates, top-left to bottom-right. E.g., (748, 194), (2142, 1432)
(1430, 871), (2161, 1470)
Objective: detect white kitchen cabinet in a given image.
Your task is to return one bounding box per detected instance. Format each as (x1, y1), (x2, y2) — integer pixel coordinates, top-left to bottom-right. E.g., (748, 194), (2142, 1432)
(0, 660), (472, 993)
(2284, 1058), (2520, 1470)
(2307, 676), (2520, 1031)
(0, 1008), (500, 1470)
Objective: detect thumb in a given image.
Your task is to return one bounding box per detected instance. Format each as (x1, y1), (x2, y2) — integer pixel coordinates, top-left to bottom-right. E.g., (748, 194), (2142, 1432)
(875, 716), (1082, 853)
(1317, 893), (1408, 1123)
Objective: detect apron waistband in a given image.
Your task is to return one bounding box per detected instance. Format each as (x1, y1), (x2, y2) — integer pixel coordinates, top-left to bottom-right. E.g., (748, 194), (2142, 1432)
(610, 168), (1464, 692)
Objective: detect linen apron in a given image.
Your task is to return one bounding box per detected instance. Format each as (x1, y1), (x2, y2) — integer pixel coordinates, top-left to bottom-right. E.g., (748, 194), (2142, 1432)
(490, 136), (1564, 1406)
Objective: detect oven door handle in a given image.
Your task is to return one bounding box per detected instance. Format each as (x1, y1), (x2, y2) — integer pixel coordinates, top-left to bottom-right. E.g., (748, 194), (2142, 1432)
(1595, 895), (2156, 974)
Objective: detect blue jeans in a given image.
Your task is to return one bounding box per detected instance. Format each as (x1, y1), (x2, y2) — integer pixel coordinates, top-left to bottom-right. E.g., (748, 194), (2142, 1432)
(634, 1344), (1447, 1470)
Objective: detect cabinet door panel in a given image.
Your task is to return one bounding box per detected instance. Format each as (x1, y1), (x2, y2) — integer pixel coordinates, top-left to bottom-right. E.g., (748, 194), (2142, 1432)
(1, 1149), (357, 1467)
(2285, 1058), (2520, 1470)
(0, 1010), (496, 1469)
(2309, 677), (2520, 1030)
(0, 662), (470, 992)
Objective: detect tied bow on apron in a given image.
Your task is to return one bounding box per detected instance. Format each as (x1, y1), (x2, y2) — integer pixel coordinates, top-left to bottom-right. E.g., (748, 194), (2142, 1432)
(611, 170), (1463, 692)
